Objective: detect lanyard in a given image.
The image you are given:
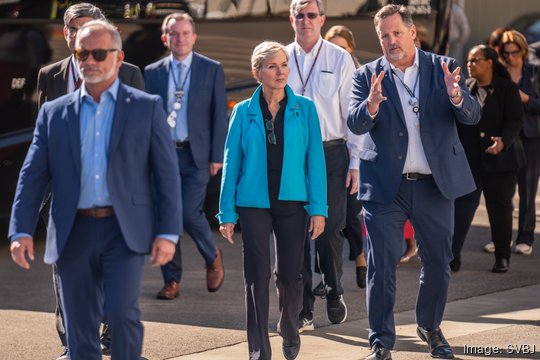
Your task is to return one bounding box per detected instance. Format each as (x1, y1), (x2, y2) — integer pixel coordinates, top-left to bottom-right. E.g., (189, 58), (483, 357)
(171, 64), (191, 98)
(392, 69), (420, 115)
(294, 41), (323, 96)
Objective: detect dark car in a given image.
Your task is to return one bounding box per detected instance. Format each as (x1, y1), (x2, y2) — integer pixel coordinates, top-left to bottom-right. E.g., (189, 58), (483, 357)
(0, 0), (453, 226)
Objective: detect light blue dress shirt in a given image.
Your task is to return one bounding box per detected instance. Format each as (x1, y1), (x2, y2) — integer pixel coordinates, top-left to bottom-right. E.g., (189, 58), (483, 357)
(77, 79), (119, 208)
(168, 53), (192, 142)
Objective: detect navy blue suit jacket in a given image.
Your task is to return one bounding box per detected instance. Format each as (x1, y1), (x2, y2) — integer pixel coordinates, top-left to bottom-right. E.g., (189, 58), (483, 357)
(348, 50), (481, 204)
(144, 52), (228, 169)
(9, 83), (182, 264)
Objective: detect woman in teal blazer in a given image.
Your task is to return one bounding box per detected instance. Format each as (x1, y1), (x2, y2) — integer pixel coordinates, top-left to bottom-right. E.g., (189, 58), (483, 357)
(217, 41), (327, 360)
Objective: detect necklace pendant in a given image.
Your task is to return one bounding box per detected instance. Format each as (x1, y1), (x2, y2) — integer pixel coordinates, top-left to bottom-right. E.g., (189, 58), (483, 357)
(173, 102), (181, 111)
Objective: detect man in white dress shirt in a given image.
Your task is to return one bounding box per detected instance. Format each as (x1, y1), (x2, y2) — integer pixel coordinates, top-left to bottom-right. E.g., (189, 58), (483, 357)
(286, 0), (361, 330)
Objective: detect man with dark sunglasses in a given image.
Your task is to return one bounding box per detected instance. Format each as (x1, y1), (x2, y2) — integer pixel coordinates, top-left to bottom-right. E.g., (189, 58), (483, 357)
(35, 3), (144, 359)
(286, 0), (361, 331)
(9, 19), (181, 359)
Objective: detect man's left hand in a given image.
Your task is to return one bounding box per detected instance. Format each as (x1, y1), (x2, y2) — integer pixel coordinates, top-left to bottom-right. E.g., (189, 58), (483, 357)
(346, 169), (359, 195)
(441, 61), (462, 102)
(210, 162), (223, 176)
(150, 237), (176, 267)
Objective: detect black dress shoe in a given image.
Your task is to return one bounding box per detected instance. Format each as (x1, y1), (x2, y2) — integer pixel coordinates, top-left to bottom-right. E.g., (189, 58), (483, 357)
(282, 336), (301, 360)
(417, 326), (454, 359)
(100, 323), (111, 355)
(356, 266), (367, 288)
(366, 344), (392, 360)
(492, 258), (509, 273)
(449, 258), (461, 272)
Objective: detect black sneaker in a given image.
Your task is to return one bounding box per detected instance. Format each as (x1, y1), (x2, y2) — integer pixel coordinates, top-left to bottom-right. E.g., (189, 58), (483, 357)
(282, 336), (301, 360)
(298, 311), (314, 333)
(56, 347), (70, 360)
(327, 295), (347, 324)
(312, 281), (326, 297)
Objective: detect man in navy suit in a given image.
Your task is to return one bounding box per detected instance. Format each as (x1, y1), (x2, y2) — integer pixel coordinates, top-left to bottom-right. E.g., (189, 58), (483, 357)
(144, 12), (228, 299)
(36, 3), (145, 358)
(9, 20), (181, 359)
(347, 5), (481, 360)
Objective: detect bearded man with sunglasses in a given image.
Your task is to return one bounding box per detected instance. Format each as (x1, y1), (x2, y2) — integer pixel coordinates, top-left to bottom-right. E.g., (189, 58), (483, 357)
(35, 4), (144, 359)
(286, 0), (361, 330)
(9, 20), (181, 360)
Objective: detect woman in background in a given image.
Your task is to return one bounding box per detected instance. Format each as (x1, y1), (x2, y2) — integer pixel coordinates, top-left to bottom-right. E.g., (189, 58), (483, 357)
(451, 45), (524, 273)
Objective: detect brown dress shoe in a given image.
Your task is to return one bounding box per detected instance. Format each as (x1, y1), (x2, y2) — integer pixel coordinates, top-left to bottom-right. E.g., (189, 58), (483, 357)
(207, 248), (224, 292)
(156, 281), (180, 300)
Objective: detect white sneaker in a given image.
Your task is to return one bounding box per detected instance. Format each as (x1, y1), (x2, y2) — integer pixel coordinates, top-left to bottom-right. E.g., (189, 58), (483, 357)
(483, 242), (495, 253)
(515, 243), (533, 255)
(484, 240), (513, 253)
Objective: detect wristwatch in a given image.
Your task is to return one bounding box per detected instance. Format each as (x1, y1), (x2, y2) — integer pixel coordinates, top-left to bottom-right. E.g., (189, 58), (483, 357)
(450, 87), (462, 99)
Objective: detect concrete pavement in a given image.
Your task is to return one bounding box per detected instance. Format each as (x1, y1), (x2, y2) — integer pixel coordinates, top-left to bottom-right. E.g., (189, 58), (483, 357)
(1, 195), (539, 359)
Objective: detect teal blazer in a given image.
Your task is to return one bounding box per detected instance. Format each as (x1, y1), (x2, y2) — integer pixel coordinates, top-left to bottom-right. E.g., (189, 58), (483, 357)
(217, 85), (327, 224)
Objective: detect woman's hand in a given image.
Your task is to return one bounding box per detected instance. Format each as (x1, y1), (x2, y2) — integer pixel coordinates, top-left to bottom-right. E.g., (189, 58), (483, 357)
(486, 136), (504, 155)
(518, 89), (530, 104)
(219, 223), (235, 244)
(309, 215), (325, 240)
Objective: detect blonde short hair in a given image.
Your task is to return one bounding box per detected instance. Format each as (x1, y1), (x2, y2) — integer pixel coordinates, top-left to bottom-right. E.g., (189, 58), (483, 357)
(251, 41), (288, 71)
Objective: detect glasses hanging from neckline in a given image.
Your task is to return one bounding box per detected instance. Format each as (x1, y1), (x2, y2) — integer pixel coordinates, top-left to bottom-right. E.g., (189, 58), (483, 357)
(265, 118), (276, 145)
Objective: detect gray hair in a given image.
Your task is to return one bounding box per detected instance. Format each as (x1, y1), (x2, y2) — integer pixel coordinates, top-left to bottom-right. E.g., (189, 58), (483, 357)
(374, 4), (414, 31)
(77, 20), (123, 50)
(251, 41), (288, 71)
(289, 0), (325, 17)
(63, 2), (105, 27)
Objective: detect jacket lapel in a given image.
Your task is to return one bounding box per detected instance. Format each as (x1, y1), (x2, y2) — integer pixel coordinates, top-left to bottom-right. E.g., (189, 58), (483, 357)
(381, 59), (406, 125)
(158, 58), (171, 112)
(418, 50), (433, 121)
(247, 86), (265, 138)
(66, 91), (81, 174)
(109, 84), (129, 158)
(187, 53), (201, 129)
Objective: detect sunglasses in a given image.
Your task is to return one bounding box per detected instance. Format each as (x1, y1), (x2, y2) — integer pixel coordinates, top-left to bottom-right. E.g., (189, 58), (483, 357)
(75, 48), (119, 62)
(265, 119), (276, 145)
(294, 12), (320, 20)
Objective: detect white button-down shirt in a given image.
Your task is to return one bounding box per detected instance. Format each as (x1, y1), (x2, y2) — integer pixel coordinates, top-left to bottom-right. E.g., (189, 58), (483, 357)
(286, 37), (360, 170)
(391, 49), (432, 174)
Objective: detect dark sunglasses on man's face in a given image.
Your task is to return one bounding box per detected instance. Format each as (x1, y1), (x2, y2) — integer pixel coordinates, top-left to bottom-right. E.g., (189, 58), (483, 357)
(294, 12), (320, 20)
(75, 48), (119, 62)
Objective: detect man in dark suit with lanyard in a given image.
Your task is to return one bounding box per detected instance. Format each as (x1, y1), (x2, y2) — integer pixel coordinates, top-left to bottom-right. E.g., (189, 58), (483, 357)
(36, 3), (144, 359)
(144, 12), (228, 300)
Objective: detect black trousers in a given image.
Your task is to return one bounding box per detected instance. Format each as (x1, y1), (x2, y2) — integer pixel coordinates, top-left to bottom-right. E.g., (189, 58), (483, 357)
(453, 170), (517, 261)
(302, 142), (348, 314)
(343, 192), (364, 260)
(517, 137), (540, 246)
(238, 172), (308, 360)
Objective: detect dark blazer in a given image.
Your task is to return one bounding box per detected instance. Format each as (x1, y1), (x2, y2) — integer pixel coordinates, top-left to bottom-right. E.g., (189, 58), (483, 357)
(37, 56), (144, 108)
(519, 62), (540, 138)
(460, 75), (525, 174)
(144, 52), (228, 169)
(347, 50), (481, 204)
(9, 83), (182, 264)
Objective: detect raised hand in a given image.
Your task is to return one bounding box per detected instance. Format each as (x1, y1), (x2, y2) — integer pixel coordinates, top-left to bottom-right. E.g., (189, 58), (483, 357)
(441, 61), (462, 101)
(367, 71), (387, 116)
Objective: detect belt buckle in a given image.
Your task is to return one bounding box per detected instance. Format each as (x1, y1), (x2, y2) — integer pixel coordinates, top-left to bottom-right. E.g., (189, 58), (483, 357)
(405, 173), (417, 181)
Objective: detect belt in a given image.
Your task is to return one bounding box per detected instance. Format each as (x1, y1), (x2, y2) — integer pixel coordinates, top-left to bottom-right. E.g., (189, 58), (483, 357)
(323, 139), (346, 148)
(403, 173), (432, 180)
(77, 206), (115, 218)
(174, 141), (190, 149)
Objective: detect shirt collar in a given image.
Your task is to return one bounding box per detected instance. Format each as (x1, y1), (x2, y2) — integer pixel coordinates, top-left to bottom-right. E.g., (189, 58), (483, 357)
(80, 77), (120, 103)
(171, 51), (193, 68)
(390, 47), (420, 72)
(294, 37), (323, 57)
